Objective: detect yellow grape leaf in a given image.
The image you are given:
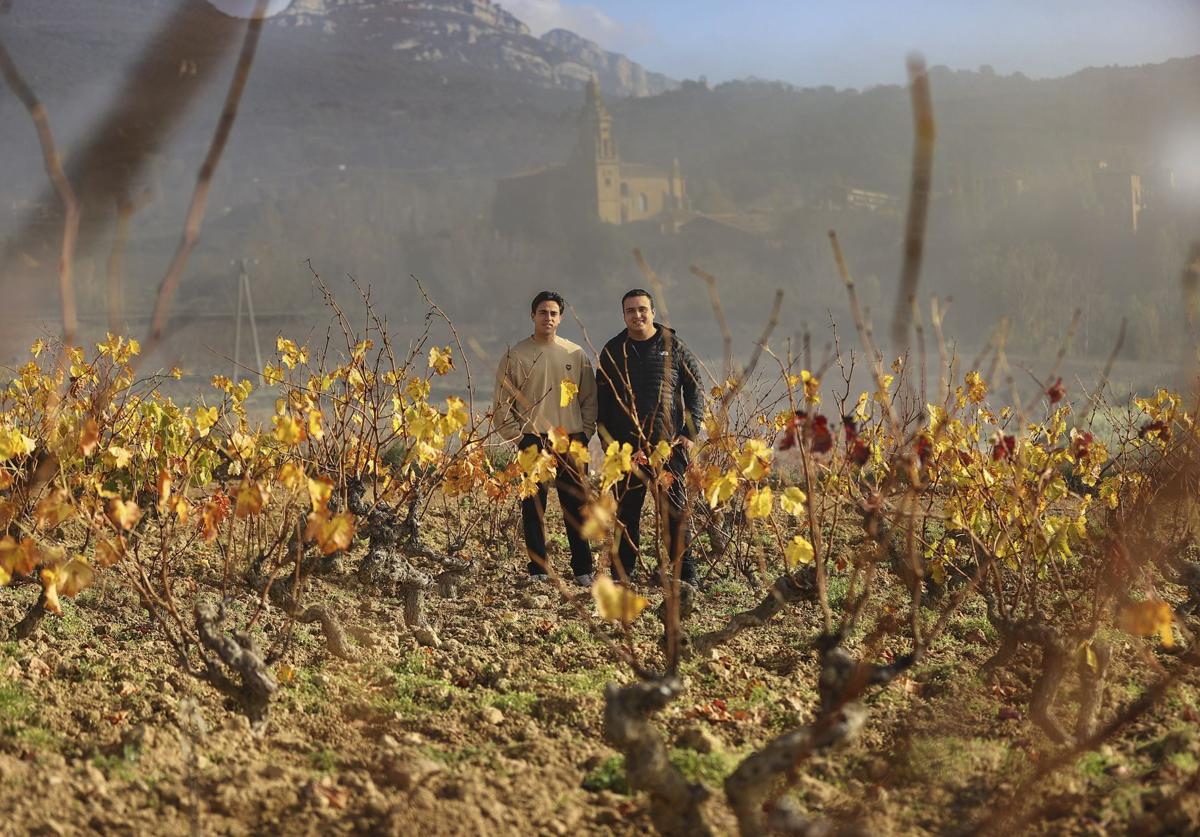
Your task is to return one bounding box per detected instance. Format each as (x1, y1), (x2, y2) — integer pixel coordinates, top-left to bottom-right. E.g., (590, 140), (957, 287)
(560, 379), (579, 408)
(649, 440), (672, 470)
(0, 535), (39, 576)
(306, 510), (356, 555)
(568, 439), (590, 469)
(580, 493), (616, 542)
(307, 410), (325, 441)
(0, 426), (36, 462)
(965, 370), (987, 404)
(746, 486), (773, 519)
(40, 568), (62, 615)
(591, 575), (648, 624)
(600, 441), (633, 491)
(278, 461), (306, 491)
(785, 536), (815, 568)
(1079, 641), (1098, 673)
(276, 336), (308, 369)
(703, 468), (739, 509)
(156, 469), (172, 513)
(518, 445), (556, 483)
(801, 370), (821, 404)
(55, 557), (94, 597)
(235, 481), (268, 518)
(1118, 600), (1174, 648)
(428, 346), (454, 375)
(105, 445), (133, 469)
(442, 397), (469, 435)
(405, 376), (430, 402)
(272, 413), (305, 446)
(108, 498), (143, 531)
(276, 664), (296, 685)
(307, 476), (333, 512)
(194, 405), (218, 437)
(34, 488), (74, 529)
(736, 439), (772, 481)
(548, 426), (571, 454)
(79, 418), (101, 457)
(0, 564), (8, 587)
(170, 496), (190, 525)
(779, 486), (808, 516)
(200, 503), (223, 543)
(30, 338), (45, 358)
(94, 536), (126, 569)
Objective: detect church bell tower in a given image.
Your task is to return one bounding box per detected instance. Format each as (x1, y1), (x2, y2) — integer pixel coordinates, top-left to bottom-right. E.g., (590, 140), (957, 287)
(575, 77), (622, 224)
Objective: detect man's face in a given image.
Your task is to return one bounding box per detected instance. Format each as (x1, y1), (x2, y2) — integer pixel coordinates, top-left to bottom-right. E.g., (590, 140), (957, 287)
(531, 300), (562, 338)
(622, 295), (654, 337)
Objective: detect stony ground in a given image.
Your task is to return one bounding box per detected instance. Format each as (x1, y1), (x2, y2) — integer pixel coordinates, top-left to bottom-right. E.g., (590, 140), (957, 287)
(1, 513), (1199, 836)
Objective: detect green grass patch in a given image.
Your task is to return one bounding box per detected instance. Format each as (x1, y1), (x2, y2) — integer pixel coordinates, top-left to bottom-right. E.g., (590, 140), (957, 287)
(0, 682), (34, 723)
(547, 623), (590, 645)
(898, 736), (1013, 789)
(1076, 750), (1110, 779)
(582, 755), (629, 794)
(92, 744), (141, 782)
(421, 744), (495, 769)
(0, 682), (57, 753)
(380, 651), (468, 718)
(487, 690), (539, 714)
(308, 747), (339, 772)
(582, 749), (740, 796)
(289, 667), (331, 714)
(544, 666), (619, 696)
(669, 748), (739, 786)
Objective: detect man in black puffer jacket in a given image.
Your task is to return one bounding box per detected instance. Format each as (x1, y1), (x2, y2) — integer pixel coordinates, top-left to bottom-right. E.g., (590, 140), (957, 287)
(597, 288), (705, 587)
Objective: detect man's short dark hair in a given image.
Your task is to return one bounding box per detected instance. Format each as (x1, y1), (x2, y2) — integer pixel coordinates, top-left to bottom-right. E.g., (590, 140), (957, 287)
(621, 288), (654, 310)
(531, 290), (565, 315)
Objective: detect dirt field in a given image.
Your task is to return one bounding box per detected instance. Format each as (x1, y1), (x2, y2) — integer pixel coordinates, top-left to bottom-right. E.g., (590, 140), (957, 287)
(1, 507), (1199, 836)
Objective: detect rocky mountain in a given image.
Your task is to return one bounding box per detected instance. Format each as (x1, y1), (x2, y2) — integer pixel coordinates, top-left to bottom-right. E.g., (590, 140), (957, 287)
(275, 0), (676, 98)
(540, 27), (674, 98)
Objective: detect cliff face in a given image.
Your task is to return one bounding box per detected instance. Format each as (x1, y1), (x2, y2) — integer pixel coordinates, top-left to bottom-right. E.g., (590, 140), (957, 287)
(540, 28), (675, 97)
(276, 0), (677, 98)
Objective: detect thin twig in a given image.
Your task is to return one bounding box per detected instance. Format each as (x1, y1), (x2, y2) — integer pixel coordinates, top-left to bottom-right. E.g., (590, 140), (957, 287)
(143, 1), (269, 359)
(891, 54), (936, 349)
(0, 41), (79, 349)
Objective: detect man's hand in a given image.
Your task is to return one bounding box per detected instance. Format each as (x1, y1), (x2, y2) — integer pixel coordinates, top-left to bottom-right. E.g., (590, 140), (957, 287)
(675, 436), (694, 452)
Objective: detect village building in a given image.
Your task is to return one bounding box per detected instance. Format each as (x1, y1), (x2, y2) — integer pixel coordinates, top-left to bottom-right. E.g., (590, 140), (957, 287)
(493, 78), (686, 236)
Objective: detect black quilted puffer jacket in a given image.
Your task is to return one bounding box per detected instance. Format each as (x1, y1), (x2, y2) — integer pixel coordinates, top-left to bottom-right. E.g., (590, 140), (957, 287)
(596, 326), (705, 446)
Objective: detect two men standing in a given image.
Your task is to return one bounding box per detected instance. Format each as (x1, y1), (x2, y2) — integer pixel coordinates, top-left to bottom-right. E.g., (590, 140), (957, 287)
(493, 289), (704, 587)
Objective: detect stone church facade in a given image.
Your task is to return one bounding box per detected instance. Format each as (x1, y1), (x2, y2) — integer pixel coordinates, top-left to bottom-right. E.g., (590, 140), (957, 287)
(493, 78), (686, 236)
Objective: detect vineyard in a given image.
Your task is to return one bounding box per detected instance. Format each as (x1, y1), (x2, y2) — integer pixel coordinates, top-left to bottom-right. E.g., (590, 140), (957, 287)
(2, 19), (1199, 832)
(1, 252), (1199, 835)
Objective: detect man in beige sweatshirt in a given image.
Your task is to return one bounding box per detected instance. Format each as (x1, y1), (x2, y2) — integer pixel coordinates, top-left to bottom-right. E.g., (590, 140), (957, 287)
(493, 291), (598, 584)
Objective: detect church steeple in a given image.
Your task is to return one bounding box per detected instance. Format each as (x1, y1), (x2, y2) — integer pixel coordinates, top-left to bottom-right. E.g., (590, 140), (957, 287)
(575, 75), (622, 223)
(579, 75), (617, 162)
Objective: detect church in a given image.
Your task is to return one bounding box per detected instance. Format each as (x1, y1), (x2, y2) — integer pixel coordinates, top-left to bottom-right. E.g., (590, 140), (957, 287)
(493, 78), (686, 236)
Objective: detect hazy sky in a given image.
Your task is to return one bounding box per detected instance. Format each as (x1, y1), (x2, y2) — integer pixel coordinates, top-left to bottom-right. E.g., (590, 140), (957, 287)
(502, 0), (1200, 88)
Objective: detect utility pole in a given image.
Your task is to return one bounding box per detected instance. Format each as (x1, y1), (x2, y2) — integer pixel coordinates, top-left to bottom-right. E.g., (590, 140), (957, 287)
(231, 258), (264, 384)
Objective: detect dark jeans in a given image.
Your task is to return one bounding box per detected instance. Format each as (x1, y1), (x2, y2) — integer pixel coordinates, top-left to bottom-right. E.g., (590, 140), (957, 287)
(613, 445), (696, 584)
(520, 433), (594, 577)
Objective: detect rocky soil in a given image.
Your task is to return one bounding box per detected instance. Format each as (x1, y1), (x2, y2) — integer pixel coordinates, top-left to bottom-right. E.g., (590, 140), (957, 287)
(1, 510), (1199, 835)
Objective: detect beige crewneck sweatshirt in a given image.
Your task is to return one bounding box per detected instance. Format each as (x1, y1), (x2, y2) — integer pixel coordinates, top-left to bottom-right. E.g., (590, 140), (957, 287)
(492, 335), (597, 441)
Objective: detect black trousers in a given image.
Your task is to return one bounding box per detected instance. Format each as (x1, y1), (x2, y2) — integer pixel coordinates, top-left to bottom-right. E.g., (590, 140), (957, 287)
(519, 434), (594, 577)
(613, 445), (696, 583)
